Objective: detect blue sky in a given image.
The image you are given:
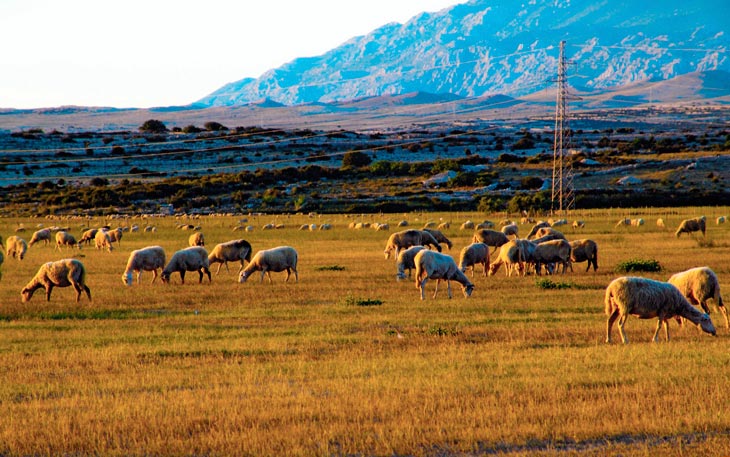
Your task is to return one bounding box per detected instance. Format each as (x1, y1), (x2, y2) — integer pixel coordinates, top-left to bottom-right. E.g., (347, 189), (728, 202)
(0, 0), (465, 109)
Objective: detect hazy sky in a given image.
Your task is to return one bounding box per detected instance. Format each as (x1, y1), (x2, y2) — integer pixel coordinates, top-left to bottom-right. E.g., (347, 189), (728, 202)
(1, 0), (466, 109)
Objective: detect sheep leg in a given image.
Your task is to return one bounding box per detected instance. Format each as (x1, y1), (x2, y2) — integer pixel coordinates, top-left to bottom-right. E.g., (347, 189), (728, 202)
(150, 270), (158, 284)
(214, 263), (223, 275)
(266, 271), (274, 284)
(446, 280), (452, 299)
(606, 310), (619, 343)
(180, 271), (186, 285)
(419, 278), (428, 300)
(293, 268), (298, 283)
(45, 284), (54, 301)
(617, 314), (629, 344)
(432, 279), (440, 299)
(203, 267), (211, 283)
(284, 268), (291, 282)
(653, 319), (669, 342)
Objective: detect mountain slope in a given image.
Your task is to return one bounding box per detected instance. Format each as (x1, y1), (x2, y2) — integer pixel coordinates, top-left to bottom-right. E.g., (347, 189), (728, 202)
(198, 0), (729, 107)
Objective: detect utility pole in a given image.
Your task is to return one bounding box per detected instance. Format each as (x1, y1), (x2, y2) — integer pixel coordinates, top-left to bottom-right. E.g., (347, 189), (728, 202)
(551, 40), (575, 215)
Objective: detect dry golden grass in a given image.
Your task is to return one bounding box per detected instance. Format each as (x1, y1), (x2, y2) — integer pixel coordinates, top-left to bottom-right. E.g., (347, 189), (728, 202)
(0, 208), (729, 456)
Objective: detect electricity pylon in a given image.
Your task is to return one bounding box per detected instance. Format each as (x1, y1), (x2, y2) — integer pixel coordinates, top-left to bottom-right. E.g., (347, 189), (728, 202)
(551, 40), (575, 215)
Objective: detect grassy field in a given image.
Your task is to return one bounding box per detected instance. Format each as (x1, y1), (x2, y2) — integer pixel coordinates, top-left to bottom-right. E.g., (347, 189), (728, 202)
(0, 208), (729, 456)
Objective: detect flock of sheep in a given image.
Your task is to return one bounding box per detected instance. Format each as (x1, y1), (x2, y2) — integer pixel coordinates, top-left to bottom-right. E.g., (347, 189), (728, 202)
(0, 213), (726, 345)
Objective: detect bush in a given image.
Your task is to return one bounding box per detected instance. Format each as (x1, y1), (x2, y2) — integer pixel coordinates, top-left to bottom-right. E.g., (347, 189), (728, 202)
(204, 121), (228, 132)
(615, 258), (662, 273)
(341, 150), (372, 169)
(139, 119), (168, 133)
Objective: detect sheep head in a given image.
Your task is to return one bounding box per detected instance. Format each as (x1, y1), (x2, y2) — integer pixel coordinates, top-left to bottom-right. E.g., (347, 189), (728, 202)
(122, 272), (133, 287)
(462, 284), (475, 298)
(698, 313), (717, 336)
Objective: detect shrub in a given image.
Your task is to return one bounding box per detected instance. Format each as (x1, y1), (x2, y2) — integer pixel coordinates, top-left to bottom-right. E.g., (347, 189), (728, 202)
(341, 150), (372, 169)
(204, 121), (228, 132)
(139, 119), (168, 133)
(615, 258), (662, 273)
(342, 294), (382, 306)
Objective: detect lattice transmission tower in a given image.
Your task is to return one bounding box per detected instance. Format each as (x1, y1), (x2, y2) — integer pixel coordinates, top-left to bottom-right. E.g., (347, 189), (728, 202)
(551, 40), (575, 215)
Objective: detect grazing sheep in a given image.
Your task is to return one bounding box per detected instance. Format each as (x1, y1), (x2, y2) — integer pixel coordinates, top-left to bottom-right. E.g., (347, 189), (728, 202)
(79, 228), (99, 245)
(572, 220), (585, 230)
(298, 224), (309, 231)
(520, 217), (535, 224)
(630, 218), (644, 227)
(488, 240), (525, 277)
(143, 225), (157, 233)
(529, 239), (572, 275)
(94, 230), (114, 252)
(460, 220), (475, 230)
(569, 239), (599, 272)
(472, 229), (509, 253)
(476, 221), (494, 229)
(422, 228), (453, 250)
(501, 223), (519, 239)
(122, 246), (166, 286)
(414, 250), (474, 300)
(6, 236), (28, 260)
(21, 259), (91, 303)
(208, 239), (252, 275)
(161, 246), (211, 284)
(423, 221), (437, 229)
(54, 231), (80, 251)
(668, 267), (728, 329)
(319, 224), (332, 231)
(526, 221), (551, 239)
(675, 217), (706, 237)
(262, 223), (275, 230)
(29, 228), (52, 247)
(549, 218), (568, 226)
(615, 218), (631, 228)
(717, 216), (727, 225)
(605, 276), (716, 343)
(532, 227), (566, 240)
(245, 226), (255, 232)
(458, 243), (490, 277)
(397, 220), (409, 227)
(239, 246), (298, 283)
(188, 232), (205, 247)
(656, 218), (666, 229)
(437, 222), (450, 230)
(383, 229), (441, 260)
(107, 228), (123, 246)
(395, 246), (426, 280)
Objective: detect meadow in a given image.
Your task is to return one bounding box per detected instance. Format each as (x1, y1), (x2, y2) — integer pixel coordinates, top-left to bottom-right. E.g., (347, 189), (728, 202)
(0, 208), (729, 456)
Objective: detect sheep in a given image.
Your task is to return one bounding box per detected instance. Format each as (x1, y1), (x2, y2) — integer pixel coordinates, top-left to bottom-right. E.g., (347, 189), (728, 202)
(630, 218), (644, 227)
(208, 239), (252, 275)
(188, 232), (205, 247)
(239, 246), (298, 283)
(414, 250), (474, 300)
(423, 221), (437, 229)
(549, 218), (568, 226)
(395, 245), (426, 280)
(6, 236), (28, 260)
(422, 228), (452, 250)
(532, 227), (566, 240)
(458, 243), (490, 277)
(520, 217), (535, 225)
(487, 240), (525, 277)
(675, 217), (706, 237)
(161, 246), (211, 284)
(529, 239), (572, 275)
(383, 229), (441, 260)
(472, 229), (509, 253)
(143, 225), (157, 233)
(605, 276), (716, 344)
(460, 220), (475, 230)
(54, 231), (80, 251)
(525, 221), (551, 239)
(718, 216), (727, 225)
(94, 230), (114, 252)
(107, 227), (123, 246)
(79, 228), (99, 245)
(500, 223), (519, 239)
(569, 239), (599, 272)
(615, 218), (631, 228)
(437, 222), (450, 230)
(656, 218), (666, 229)
(299, 224), (309, 231)
(572, 220), (585, 230)
(476, 221), (494, 229)
(668, 267), (728, 329)
(21, 259), (91, 303)
(397, 220), (409, 227)
(29, 228), (52, 247)
(122, 246), (166, 286)
(319, 224), (332, 231)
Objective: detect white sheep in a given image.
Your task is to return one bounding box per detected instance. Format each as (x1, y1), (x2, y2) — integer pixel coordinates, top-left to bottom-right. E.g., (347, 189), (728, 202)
(605, 276), (716, 344)
(208, 239), (252, 275)
(422, 228), (452, 250)
(188, 232), (205, 247)
(471, 229), (509, 253)
(525, 221), (551, 239)
(630, 218), (644, 227)
(397, 220), (409, 227)
(487, 240), (525, 277)
(460, 220), (475, 230)
(79, 228), (99, 245)
(21, 259), (91, 302)
(569, 239), (598, 272)
(94, 230), (114, 252)
(414, 250), (474, 300)
(656, 218), (666, 229)
(161, 246), (211, 284)
(319, 224), (332, 231)
(675, 217), (706, 237)
(383, 229), (441, 260)
(668, 266), (728, 329)
(144, 225), (157, 233)
(615, 218), (631, 228)
(717, 216), (727, 225)
(500, 223), (519, 239)
(458, 243), (490, 277)
(54, 231), (80, 251)
(29, 228), (52, 247)
(122, 246), (167, 286)
(572, 220), (585, 230)
(529, 239), (572, 275)
(239, 246), (298, 283)
(6, 235), (28, 260)
(107, 227), (123, 246)
(395, 245), (426, 280)
(532, 227), (566, 240)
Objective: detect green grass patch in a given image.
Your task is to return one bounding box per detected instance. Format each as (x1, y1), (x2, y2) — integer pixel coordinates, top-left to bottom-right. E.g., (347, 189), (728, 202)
(615, 258), (662, 273)
(341, 294), (383, 306)
(315, 265), (346, 271)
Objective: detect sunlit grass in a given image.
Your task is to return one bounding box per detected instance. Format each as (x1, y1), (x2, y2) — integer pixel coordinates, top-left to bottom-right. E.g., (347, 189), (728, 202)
(0, 208), (728, 455)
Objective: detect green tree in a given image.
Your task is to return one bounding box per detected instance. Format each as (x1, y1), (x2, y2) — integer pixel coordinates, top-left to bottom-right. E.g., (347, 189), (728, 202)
(139, 119), (168, 133)
(341, 150), (372, 169)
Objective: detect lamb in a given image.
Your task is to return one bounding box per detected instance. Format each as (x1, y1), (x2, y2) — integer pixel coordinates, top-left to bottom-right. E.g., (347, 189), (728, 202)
(668, 267), (728, 329)
(458, 243), (490, 277)
(6, 236), (28, 260)
(122, 246), (166, 286)
(675, 217), (706, 237)
(472, 229), (509, 253)
(487, 240), (525, 277)
(21, 259), (91, 303)
(161, 246), (211, 284)
(29, 228), (52, 247)
(605, 276), (716, 343)
(208, 239), (252, 275)
(413, 250), (474, 300)
(525, 221), (551, 239)
(239, 246), (298, 283)
(422, 228), (453, 249)
(383, 229), (441, 260)
(188, 232), (205, 247)
(395, 245), (425, 280)
(54, 231), (80, 251)
(94, 230), (114, 252)
(569, 239), (599, 272)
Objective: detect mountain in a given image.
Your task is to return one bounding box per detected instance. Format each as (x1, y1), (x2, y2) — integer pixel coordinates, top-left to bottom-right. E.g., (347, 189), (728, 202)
(197, 0), (729, 107)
